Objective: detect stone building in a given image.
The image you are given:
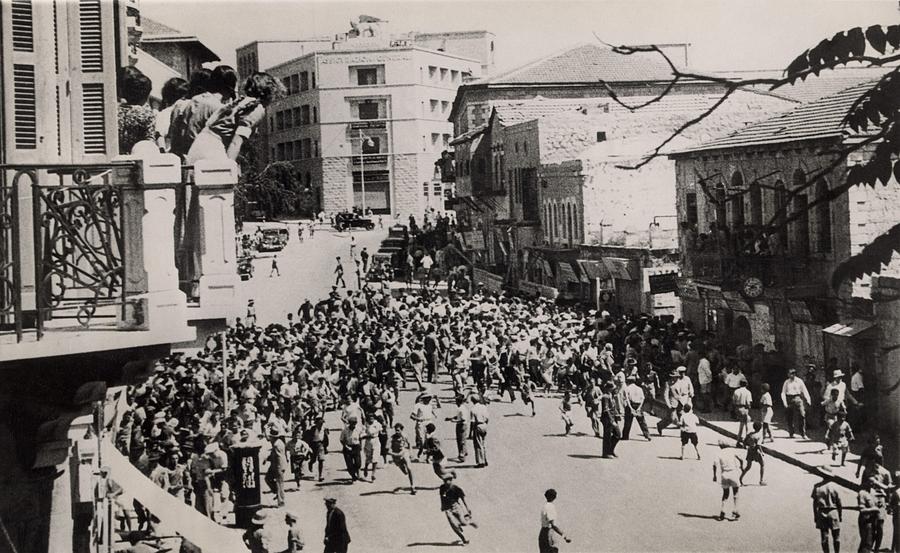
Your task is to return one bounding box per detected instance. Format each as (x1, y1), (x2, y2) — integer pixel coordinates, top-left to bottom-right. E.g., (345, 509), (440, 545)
(139, 16), (220, 78)
(671, 80), (900, 372)
(257, 23), (490, 218)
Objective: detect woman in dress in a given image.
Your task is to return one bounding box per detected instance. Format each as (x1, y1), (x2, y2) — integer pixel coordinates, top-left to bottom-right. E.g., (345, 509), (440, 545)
(186, 72), (284, 164)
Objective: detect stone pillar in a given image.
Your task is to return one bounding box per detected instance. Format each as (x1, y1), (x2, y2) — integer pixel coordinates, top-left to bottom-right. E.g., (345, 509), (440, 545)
(115, 154), (187, 330)
(193, 159), (239, 319)
(872, 275), (900, 471)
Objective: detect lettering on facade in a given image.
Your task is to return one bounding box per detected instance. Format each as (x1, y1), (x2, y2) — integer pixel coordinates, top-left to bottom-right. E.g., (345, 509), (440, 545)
(321, 54), (412, 65)
(649, 272), (679, 294)
(390, 39), (411, 47)
(352, 155), (389, 166)
(241, 456), (256, 489)
(349, 121), (387, 130)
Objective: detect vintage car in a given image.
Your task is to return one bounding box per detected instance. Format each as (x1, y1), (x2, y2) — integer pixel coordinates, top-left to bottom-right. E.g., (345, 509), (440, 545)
(256, 224), (290, 252)
(333, 212), (375, 231)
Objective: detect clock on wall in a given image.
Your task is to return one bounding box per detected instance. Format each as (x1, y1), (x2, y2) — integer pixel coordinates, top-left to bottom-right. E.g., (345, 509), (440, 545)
(741, 276), (764, 300)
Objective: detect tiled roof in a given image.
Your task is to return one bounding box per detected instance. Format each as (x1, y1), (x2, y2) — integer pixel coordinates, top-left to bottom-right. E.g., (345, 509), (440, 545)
(675, 80), (878, 154)
(449, 125), (487, 146)
(474, 43), (677, 85)
(140, 16), (188, 39)
(492, 97), (588, 125)
(718, 66), (894, 104)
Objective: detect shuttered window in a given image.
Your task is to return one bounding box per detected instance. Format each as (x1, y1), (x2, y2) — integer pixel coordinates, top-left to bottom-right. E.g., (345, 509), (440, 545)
(12, 64), (37, 149)
(81, 83), (107, 154)
(11, 0), (34, 51)
(78, 0), (103, 72)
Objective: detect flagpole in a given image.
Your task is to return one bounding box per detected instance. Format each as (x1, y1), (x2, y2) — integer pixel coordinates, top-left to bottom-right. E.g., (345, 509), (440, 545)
(359, 129), (367, 214)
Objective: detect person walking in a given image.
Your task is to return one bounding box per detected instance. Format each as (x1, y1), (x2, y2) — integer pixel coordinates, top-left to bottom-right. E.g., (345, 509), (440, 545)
(334, 257), (346, 288)
(323, 497), (351, 553)
(781, 367), (812, 439)
(269, 255), (280, 277)
(713, 440), (744, 521)
(889, 471), (900, 553)
(360, 247), (370, 273)
(439, 471), (476, 545)
(445, 394), (471, 462)
(304, 416), (328, 482)
(340, 416), (363, 482)
(600, 381), (621, 458)
(859, 476), (883, 553)
(246, 299), (257, 327)
(812, 466), (842, 553)
(679, 404), (701, 461)
(284, 511), (304, 553)
(732, 381), (753, 444)
(471, 395), (490, 467)
(265, 429), (288, 507)
(622, 374), (651, 441)
(539, 489), (572, 553)
(243, 509), (273, 553)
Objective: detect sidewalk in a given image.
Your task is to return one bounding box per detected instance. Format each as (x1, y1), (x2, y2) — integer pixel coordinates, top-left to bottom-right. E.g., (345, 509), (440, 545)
(650, 399), (865, 490)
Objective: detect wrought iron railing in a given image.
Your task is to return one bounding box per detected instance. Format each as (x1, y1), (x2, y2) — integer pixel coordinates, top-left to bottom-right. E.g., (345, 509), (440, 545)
(1, 163), (143, 341)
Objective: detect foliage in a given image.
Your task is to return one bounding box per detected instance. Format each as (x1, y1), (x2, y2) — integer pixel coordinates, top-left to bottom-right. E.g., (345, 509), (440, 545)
(605, 25), (900, 289)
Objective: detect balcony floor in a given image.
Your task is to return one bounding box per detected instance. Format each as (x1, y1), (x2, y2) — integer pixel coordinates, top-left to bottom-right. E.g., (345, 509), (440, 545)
(1, 320), (195, 362)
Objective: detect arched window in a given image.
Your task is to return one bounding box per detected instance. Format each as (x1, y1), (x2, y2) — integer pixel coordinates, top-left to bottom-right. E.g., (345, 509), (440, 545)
(816, 180), (832, 253)
(773, 179), (787, 248)
(749, 179), (762, 227)
(566, 203), (573, 246)
(730, 171), (745, 228)
(714, 183), (727, 229)
(792, 169), (810, 256)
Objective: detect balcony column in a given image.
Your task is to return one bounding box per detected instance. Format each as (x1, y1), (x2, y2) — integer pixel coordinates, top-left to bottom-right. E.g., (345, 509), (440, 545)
(115, 154), (187, 331)
(193, 160), (239, 319)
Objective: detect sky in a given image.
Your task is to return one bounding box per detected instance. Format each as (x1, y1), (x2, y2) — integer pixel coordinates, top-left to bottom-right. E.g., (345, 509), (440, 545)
(141, 0), (899, 74)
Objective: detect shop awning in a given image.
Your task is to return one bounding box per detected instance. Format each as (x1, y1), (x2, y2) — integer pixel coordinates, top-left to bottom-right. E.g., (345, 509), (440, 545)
(602, 257), (634, 280)
(577, 259), (609, 280)
(557, 261), (581, 284)
(823, 320), (876, 337)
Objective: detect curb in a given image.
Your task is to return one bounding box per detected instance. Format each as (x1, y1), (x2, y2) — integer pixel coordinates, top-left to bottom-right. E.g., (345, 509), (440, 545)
(648, 399), (860, 491)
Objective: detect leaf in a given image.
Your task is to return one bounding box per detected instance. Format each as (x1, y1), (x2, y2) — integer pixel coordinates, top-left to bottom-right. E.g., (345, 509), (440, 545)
(785, 50), (810, 82)
(847, 27), (867, 57)
(866, 25), (888, 54)
(887, 25), (900, 50)
(832, 222), (900, 289)
(873, 156), (893, 186)
(893, 159), (900, 184)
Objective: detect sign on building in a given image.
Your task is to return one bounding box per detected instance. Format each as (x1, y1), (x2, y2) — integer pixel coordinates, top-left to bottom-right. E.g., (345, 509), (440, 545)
(649, 272), (679, 294)
(349, 121), (387, 130)
(462, 231), (485, 250)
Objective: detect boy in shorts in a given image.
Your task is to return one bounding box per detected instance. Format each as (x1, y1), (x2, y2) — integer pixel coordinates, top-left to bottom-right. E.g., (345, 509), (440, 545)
(827, 412), (855, 466)
(740, 422), (766, 486)
(759, 383), (774, 443)
(439, 471), (477, 545)
(390, 423), (416, 494)
(679, 404), (701, 460)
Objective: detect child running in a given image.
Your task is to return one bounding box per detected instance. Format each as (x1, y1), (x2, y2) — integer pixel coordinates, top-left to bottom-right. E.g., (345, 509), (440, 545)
(679, 404), (701, 460)
(758, 383), (774, 443)
(389, 423), (417, 494)
(560, 391), (574, 435)
(439, 471), (477, 545)
(739, 422), (766, 486)
(826, 412), (855, 466)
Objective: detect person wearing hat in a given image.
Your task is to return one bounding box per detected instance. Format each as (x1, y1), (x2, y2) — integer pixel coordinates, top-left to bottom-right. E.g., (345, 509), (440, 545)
(243, 509), (273, 553)
(265, 427), (288, 506)
(284, 511), (304, 553)
(822, 369), (847, 406)
(713, 439), (744, 521)
(334, 256), (346, 288)
(470, 395), (490, 468)
(246, 299), (257, 327)
(445, 394), (471, 462)
(812, 465), (843, 553)
(599, 381), (622, 458)
(780, 367), (812, 438)
(439, 471), (476, 545)
(323, 496), (351, 553)
(304, 416), (329, 482)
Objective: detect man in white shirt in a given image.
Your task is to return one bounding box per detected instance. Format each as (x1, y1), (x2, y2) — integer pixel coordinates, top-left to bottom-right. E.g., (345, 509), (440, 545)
(697, 355), (713, 412)
(781, 368), (812, 438)
(539, 489), (571, 553)
(470, 396), (490, 468)
(622, 375), (651, 441)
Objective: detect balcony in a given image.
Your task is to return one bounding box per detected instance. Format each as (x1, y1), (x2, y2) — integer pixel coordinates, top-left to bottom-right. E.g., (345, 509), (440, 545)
(0, 155), (240, 360)
(687, 250), (816, 290)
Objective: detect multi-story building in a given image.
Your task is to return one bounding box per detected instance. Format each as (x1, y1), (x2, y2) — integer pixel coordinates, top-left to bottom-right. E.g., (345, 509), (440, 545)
(1, 4), (238, 552)
(138, 16), (220, 78)
(671, 80), (899, 369)
(262, 26), (488, 218)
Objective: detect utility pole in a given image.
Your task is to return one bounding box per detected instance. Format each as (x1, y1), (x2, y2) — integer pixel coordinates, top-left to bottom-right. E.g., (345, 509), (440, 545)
(359, 129), (367, 214)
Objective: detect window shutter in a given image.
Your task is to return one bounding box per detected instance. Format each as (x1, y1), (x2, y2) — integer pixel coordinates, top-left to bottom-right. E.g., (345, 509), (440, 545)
(66, 0), (119, 161)
(3, 0), (62, 163)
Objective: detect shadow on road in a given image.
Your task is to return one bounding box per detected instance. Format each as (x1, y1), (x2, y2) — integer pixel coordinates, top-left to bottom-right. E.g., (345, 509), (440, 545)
(568, 454), (605, 460)
(677, 512), (722, 520)
(407, 542), (461, 547)
(315, 479), (354, 487)
(657, 456), (686, 460)
(503, 413), (529, 417)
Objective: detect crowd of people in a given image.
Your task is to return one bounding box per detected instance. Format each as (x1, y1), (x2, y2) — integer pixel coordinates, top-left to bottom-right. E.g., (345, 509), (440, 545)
(107, 225), (893, 551)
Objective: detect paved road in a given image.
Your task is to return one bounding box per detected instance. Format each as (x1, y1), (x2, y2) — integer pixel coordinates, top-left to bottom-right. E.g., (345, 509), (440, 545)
(239, 222), (388, 325)
(235, 227), (871, 552)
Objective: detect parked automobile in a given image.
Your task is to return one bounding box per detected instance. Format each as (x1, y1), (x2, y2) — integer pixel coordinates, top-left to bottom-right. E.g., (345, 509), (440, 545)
(334, 212), (375, 231)
(238, 256), (254, 280)
(256, 223), (290, 252)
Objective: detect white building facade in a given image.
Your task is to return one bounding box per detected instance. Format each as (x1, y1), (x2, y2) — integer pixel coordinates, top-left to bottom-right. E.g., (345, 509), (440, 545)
(264, 39), (484, 218)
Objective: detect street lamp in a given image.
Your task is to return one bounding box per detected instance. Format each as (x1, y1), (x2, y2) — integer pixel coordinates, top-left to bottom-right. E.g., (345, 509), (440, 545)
(358, 129), (375, 214)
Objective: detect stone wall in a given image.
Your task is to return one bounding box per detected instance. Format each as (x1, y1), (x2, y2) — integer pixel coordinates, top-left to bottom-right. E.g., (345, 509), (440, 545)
(322, 156), (350, 214)
(872, 276), (900, 470)
(391, 154), (422, 219)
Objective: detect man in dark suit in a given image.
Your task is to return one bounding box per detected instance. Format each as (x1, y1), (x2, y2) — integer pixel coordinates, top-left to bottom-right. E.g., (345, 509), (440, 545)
(324, 496), (351, 553)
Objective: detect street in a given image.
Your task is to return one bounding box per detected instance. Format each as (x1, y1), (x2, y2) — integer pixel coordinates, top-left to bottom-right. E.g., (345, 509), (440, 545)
(238, 230), (867, 553)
